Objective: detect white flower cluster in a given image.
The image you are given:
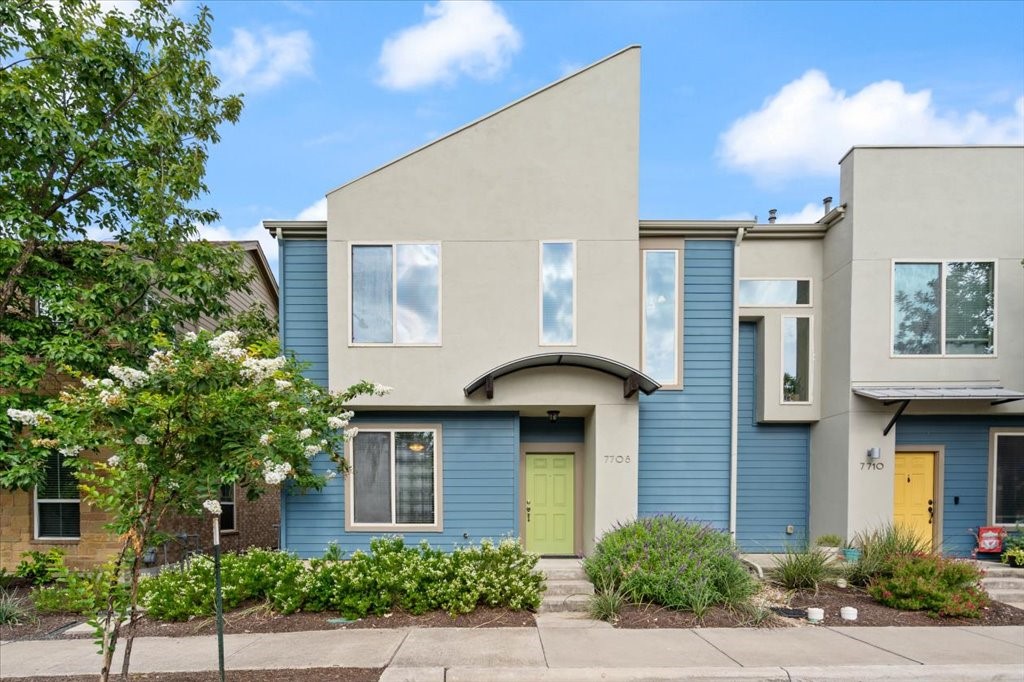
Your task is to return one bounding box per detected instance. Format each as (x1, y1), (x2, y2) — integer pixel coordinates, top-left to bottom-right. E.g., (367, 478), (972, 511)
(240, 356), (286, 382)
(296, 428), (313, 441)
(183, 331), (198, 342)
(146, 350), (175, 374)
(324, 470), (337, 480)
(203, 499), (222, 515)
(344, 427), (359, 440)
(297, 407), (308, 415)
(327, 411), (354, 430)
(208, 331), (246, 361)
(108, 365), (149, 389)
(107, 455), (121, 467)
(6, 408), (50, 426)
(98, 389), (123, 407)
(134, 434), (151, 446)
(259, 432), (273, 446)
(59, 444), (82, 457)
(268, 401), (280, 411)
(304, 444), (321, 458)
(372, 384), (393, 396)
(262, 460), (292, 485)
(274, 380), (292, 392)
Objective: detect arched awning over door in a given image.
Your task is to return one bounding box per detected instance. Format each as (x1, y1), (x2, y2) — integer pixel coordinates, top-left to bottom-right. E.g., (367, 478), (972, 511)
(463, 352), (660, 400)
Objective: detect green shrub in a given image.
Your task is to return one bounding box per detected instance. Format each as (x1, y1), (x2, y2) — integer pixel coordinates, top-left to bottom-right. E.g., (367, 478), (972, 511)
(587, 576), (626, 623)
(868, 555), (988, 618)
(771, 547), (835, 590)
(814, 534), (843, 547)
(31, 562), (118, 615)
(583, 516), (755, 612)
(0, 589), (35, 626)
(142, 538), (543, 622)
(15, 549), (67, 586)
(846, 524), (930, 586)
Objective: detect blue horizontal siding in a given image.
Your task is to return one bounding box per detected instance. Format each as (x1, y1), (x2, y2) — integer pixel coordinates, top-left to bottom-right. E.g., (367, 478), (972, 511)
(896, 415), (1024, 557)
(638, 240), (733, 529)
(735, 323), (810, 552)
(282, 411), (518, 558)
(280, 240), (328, 387)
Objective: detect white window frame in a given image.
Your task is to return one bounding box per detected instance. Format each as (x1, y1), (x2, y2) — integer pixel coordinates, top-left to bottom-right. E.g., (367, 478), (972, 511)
(890, 259), (997, 358)
(345, 425), (444, 533)
(348, 242), (443, 347)
(34, 451), (80, 541)
(641, 249), (681, 389)
(219, 484), (237, 534)
(539, 240), (577, 346)
(738, 278), (813, 307)
(989, 429), (1024, 527)
(780, 314), (813, 405)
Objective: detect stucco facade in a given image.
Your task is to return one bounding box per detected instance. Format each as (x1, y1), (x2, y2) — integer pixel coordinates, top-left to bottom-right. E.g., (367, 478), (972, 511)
(267, 47), (1023, 558)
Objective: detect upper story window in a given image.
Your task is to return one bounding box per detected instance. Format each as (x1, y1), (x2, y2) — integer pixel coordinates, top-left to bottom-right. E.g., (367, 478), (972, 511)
(892, 261), (994, 356)
(782, 316), (811, 402)
(347, 428), (441, 531)
(739, 279), (811, 306)
(643, 250), (680, 386)
(351, 244), (440, 345)
(540, 241), (575, 345)
(219, 484), (237, 532)
(36, 450), (79, 539)
(992, 432), (1024, 526)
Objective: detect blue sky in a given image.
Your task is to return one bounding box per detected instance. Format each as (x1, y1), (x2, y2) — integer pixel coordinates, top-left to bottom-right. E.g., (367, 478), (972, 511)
(177, 1), (1024, 275)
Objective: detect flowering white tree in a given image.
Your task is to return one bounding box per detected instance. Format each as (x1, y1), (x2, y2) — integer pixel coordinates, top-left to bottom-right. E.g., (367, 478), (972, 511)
(3, 331), (390, 681)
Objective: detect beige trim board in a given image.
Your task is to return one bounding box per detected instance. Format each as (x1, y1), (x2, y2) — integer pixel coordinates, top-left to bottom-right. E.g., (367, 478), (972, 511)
(988, 428), (1024, 526)
(894, 445), (945, 551)
(519, 442), (585, 557)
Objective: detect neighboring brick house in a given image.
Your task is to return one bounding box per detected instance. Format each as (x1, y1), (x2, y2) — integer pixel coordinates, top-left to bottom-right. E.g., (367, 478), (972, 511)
(0, 241), (281, 570)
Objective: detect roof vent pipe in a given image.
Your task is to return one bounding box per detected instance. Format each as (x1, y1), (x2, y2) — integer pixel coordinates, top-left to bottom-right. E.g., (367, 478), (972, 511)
(768, 209), (777, 224)
(823, 196), (833, 213)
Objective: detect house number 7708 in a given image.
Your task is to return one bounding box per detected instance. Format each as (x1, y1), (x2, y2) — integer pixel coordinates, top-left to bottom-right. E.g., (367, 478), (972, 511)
(604, 455), (631, 464)
(860, 462), (884, 470)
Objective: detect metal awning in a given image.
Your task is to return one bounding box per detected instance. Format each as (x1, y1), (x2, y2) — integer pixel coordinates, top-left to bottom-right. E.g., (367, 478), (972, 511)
(852, 386), (1024, 435)
(464, 352), (661, 399)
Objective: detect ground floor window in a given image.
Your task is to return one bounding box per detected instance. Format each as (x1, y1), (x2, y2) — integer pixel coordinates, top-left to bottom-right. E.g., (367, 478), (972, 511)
(35, 450), (80, 539)
(347, 427), (441, 531)
(993, 432), (1024, 525)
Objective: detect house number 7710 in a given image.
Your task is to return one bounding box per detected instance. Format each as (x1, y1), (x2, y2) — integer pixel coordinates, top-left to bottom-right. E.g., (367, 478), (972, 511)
(860, 462), (884, 470)
(604, 455), (632, 464)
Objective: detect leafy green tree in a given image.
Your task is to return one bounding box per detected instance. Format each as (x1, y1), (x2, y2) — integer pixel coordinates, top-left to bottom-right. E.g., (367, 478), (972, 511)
(6, 330), (391, 680)
(0, 0), (250, 459)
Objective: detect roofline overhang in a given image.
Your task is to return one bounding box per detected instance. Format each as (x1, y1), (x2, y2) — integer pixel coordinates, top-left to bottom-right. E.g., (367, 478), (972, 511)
(639, 214), (841, 240)
(852, 385), (1024, 436)
(263, 220), (327, 239)
(464, 352), (660, 400)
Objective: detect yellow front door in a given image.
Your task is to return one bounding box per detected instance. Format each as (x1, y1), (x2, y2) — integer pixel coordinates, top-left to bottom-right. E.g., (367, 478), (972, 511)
(525, 454), (574, 555)
(894, 452), (935, 550)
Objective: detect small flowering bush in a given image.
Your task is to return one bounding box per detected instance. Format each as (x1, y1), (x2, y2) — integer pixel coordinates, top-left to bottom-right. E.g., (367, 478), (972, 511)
(868, 555), (989, 618)
(584, 516), (755, 612)
(141, 537), (544, 621)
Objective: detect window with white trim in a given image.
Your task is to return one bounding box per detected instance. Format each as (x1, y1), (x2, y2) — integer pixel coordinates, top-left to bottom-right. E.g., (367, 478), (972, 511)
(782, 316), (811, 403)
(893, 261), (994, 356)
(219, 485), (237, 532)
(351, 244), (440, 345)
(993, 433), (1024, 525)
(739, 279), (811, 306)
(348, 428), (440, 530)
(540, 241), (575, 345)
(642, 249), (679, 386)
(35, 450), (79, 539)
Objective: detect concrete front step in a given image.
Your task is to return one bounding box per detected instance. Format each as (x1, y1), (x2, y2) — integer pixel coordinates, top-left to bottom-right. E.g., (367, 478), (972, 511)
(980, 566), (1024, 578)
(982, 578), (1024, 589)
(987, 589), (1024, 603)
(539, 594), (591, 613)
(544, 580), (595, 597)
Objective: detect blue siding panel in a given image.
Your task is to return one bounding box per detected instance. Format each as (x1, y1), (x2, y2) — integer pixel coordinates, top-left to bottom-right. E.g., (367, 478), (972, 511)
(638, 240), (734, 528)
(735, 323), (810, 552)
(896, 416), (1024, 557)
(280, 240), (328, 386)
(282, 411), (518, 558)
(520, 417), (585, 443)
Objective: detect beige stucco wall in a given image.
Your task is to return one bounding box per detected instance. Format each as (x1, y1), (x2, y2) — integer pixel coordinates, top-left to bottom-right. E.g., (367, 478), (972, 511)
(324, 48), (641, 411)
(811, 146), (1024, 543)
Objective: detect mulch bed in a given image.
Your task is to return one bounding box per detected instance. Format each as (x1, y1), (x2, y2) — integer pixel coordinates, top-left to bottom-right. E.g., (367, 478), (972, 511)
(614, 602), (781, 628)
(2, 669), (382, 682)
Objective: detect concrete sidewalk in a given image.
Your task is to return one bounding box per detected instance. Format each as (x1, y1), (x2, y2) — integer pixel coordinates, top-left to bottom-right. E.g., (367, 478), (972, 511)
(1, 615), (1021, 681)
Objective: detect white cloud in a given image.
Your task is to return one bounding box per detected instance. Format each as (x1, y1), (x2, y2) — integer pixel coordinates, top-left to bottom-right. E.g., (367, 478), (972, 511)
(212, 27), (313, 93)
(775, 203), (825, 224)
(377, 1), (522, 90)
(294, 198), (326, 221)
(719, 70), (1024, 182)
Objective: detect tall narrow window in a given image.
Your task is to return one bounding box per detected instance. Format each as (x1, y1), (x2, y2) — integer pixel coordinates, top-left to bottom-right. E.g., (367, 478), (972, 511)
(219, 485), (236, 532)
(993, 434), (1024, 525)
(541, 241), (575, 345)
(36, 451), (79, 539)
(643, 250), (678, 385)
(349, 428), (440, 530)
(351, 244), (440, 345)
(893, 261), (994, 356)
(782, 317), (811, 403)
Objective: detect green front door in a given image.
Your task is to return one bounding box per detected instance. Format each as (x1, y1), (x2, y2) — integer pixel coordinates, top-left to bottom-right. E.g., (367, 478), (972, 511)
(525, 453), (575, 555)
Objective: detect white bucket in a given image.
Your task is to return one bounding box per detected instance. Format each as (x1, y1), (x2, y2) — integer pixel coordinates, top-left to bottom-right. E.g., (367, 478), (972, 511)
(807, 607), (824, 623)
(840, 606), (858, 621)
(835, 578), (848, 588)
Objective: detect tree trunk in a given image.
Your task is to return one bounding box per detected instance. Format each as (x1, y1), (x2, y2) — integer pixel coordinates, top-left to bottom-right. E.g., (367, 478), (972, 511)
(98, 540), (131, 682)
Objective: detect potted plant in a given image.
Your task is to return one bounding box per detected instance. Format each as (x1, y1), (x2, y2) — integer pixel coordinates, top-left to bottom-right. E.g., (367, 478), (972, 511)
(1001, 527), (1024, 567)
(814, 534), (844, 561)
(1002, 547), (1024, 568)
(842, 540), (861, 563)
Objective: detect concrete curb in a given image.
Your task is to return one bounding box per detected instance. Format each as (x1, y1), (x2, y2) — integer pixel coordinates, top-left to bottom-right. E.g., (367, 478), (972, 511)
(429, 666), (1024, 682)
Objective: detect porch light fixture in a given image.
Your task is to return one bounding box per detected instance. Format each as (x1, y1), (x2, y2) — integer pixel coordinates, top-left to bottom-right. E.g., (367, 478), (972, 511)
(867, 447), (881, 460)
(407, 442), (426, 453)
(547, 410), (560, 423)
